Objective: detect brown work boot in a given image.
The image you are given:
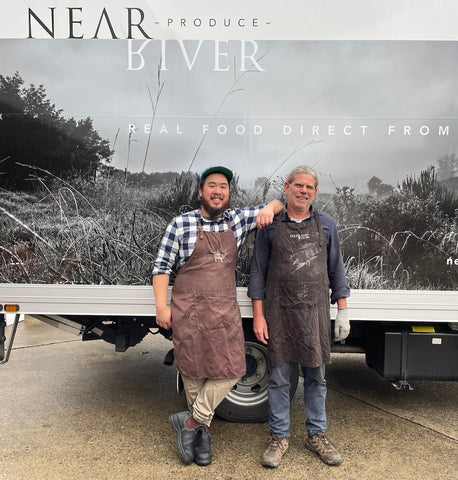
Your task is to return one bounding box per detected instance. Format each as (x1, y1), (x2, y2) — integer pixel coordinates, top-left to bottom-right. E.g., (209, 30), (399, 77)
(305, 432), (343, 466)
(262, 434), (289, 468)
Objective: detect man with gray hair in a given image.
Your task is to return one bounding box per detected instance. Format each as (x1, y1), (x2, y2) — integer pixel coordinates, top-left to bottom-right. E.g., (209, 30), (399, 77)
(248, 165), (350, 468)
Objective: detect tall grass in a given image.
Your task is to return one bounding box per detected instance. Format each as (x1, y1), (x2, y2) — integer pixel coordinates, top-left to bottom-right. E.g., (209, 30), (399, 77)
(2, 165), (456, 290)
(0, 173), (165, 284)
(0, 168), (267, 285)
(330, 170), (458, 290)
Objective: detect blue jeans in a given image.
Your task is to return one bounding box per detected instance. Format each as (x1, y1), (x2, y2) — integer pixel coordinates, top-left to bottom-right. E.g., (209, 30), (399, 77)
(268, 361), (327, 438)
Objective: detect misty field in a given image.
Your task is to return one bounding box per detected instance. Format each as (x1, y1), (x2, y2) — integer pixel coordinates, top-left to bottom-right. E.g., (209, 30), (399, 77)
(0, 167), (457, 290)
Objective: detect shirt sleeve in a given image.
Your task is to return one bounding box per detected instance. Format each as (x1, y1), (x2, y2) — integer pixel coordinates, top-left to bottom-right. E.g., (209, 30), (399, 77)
(152, 219), (181, 276)
(247, 222), (274, 300)
(320, 212), (350, 303)
(230, 204), (266, 249)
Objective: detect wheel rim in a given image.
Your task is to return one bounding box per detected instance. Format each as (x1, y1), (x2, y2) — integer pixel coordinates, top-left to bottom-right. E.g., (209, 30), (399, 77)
(225, 341), (269, 407)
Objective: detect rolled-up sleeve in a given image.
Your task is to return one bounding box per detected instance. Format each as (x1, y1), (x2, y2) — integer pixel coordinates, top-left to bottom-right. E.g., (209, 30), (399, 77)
(152, 220), (180, 276)
(231, 204), (266, 250)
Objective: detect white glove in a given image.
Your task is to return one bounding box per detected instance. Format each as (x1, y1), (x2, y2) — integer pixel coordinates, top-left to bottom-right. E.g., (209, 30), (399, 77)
(334, 308), (350, 342)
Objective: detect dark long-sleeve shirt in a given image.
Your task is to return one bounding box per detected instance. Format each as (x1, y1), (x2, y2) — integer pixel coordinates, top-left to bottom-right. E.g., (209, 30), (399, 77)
(247, 207), (350, 304)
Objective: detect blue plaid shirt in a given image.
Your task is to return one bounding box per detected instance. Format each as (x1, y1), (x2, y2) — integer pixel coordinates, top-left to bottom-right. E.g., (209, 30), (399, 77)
(153, 206), (266, 275)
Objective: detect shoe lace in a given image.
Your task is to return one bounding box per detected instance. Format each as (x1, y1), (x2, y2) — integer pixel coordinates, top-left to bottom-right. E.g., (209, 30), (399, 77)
(267, 435), (287, 454)
(313, 433), (336, 454)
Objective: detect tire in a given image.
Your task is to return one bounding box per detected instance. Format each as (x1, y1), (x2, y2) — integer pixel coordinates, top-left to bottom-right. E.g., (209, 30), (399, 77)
(215, 325), (300, 423)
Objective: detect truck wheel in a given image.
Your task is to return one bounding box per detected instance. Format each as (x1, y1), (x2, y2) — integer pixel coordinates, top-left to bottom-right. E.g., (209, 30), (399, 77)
(215, 340), (300, 423)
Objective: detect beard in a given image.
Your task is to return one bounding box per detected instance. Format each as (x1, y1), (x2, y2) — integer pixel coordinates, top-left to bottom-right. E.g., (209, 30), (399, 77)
(201, 196), (230, 219)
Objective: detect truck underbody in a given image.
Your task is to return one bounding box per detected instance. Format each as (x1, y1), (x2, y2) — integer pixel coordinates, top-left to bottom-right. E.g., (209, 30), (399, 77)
(1, 284), (457, 422)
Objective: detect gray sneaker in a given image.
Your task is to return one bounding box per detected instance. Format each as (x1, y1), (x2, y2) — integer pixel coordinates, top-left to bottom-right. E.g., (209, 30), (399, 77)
(305, 432), (343, 466)
(262, 434), (289, 468)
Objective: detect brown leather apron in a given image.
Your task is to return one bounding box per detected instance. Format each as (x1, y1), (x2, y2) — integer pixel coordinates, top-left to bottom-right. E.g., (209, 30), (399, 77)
(170, 220), (246, 379)
(265, 211), (331, 368)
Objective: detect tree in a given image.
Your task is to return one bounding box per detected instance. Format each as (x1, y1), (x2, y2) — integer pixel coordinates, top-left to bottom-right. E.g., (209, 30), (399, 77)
(437, 154), (458, 181)
(367, 175), (394, 196)
(254, 176), (268, 188)
(0, 72), (113, 190)
(399, 166), (457, 218)
(367, 176), (382, 194)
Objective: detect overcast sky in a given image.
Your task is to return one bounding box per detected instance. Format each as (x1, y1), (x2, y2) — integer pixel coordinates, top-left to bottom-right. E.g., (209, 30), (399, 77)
(1, 39), (456, 191)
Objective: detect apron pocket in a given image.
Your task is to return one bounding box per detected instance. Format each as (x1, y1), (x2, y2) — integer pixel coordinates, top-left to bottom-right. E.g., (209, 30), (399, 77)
(190, 293), (240, 333)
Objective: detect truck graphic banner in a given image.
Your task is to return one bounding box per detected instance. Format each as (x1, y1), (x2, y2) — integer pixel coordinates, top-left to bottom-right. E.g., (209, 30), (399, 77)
(0, 1), (457, 289)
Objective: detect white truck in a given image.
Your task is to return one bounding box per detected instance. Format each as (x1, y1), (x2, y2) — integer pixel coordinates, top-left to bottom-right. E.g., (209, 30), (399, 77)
(1, 285), (457, 422)
(1, 1), (457, 423)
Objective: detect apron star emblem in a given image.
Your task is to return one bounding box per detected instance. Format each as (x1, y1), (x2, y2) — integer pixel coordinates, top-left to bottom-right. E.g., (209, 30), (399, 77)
(212, 248), (228, 262)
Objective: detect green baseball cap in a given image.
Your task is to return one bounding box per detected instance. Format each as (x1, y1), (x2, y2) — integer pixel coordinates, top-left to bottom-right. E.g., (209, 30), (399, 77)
(199, 166), (233, 186)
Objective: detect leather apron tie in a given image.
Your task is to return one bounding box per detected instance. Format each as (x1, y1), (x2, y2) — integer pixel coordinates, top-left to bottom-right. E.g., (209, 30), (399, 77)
(265, 211), (331, 368)
(170, 220), (246, 379)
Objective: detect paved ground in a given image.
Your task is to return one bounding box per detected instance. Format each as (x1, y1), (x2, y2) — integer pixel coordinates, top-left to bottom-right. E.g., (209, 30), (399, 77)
(2, 317), (457, 480)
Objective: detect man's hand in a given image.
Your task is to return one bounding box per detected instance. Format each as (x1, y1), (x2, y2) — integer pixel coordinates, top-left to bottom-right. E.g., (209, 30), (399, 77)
(256, 200), (283, 229)
(334, 308), (350, 342)
(156, 305), (172, 330)
(253, 314), (269, 345)
(153, 274), (172, 330)
(256, 204), (275, 229)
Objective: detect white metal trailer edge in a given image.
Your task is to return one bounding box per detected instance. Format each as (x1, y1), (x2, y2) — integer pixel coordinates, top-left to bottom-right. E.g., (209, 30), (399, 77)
(0, 284), (456, 320)
(1, 284), (457, 422)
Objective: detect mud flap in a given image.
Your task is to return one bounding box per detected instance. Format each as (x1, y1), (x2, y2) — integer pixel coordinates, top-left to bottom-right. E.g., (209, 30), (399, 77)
(0, 313), (20, 364)
(0, 314), (5, 362)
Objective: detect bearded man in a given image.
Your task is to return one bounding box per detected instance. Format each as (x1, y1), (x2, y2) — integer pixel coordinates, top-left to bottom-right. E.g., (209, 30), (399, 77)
(153, 166), (283, 466)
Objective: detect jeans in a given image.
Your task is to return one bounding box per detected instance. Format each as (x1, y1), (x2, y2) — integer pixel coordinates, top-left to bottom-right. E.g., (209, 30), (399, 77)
(268, 361), (327, 438)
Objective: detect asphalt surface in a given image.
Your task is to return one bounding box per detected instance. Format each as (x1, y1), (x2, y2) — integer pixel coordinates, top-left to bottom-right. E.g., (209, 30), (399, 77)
(2, 317), (457, 480)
